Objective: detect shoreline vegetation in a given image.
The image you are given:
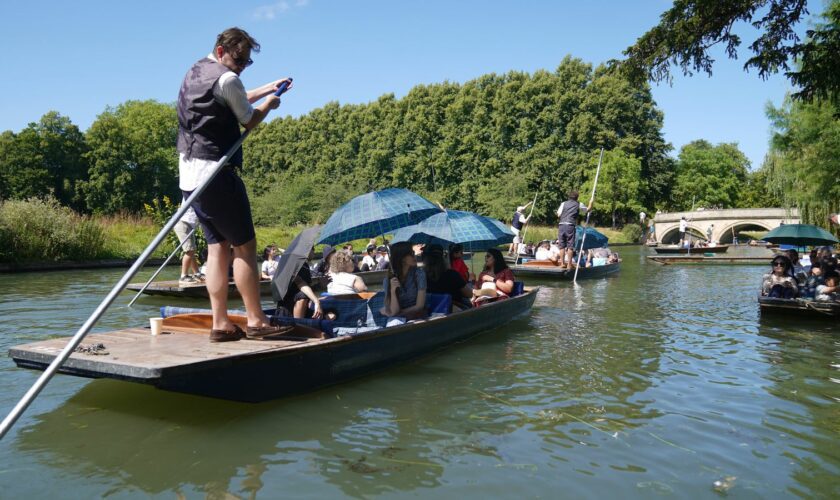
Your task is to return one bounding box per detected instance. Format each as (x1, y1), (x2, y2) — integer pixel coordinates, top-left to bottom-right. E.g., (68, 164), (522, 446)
(0, 197), (635, 270)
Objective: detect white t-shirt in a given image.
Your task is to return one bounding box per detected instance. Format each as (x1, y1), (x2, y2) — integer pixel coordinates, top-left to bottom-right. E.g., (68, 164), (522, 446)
(679, 219), (687, 232)
(361, 255), (376, 269)
(179, 53), (255, 192)
(261, 259), (278, 278)
(535, 247), (552, 260)
(328, 272), (359, 295)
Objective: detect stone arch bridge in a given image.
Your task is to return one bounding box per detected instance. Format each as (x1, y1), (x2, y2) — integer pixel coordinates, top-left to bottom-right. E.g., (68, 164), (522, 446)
(652, 208), (800, 244)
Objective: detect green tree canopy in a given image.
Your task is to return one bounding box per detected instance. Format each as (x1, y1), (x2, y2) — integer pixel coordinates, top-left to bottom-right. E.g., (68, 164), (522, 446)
(672, 140), (750, 210)
(80, 100), (178, 213)
(765, 94), (840, 224)
(0, 113), (88, 209)
(618, 0), (839, 102)
(581, 150), (643, 228)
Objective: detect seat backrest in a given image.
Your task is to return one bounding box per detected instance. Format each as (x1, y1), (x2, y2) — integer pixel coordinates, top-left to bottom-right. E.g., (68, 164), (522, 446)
(511, 281), (525, 297)
(426, 293), (452, 314)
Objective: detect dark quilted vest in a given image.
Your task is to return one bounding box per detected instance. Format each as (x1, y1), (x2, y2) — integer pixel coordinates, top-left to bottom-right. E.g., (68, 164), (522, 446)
(558, 199), (580, 225)
(176, 58), (243, 167)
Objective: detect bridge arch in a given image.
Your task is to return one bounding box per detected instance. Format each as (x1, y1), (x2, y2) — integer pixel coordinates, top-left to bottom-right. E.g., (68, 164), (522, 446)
(716, 221), (773, 244)
(660, 224), (705, 244)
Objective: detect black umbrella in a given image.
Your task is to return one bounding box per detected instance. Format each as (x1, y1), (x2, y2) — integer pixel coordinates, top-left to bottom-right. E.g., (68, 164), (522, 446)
(271, 226), (322, 303)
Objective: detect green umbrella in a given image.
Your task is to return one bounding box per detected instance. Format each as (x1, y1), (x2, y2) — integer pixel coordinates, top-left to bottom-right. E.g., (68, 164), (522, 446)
(761, 224), (838, 246)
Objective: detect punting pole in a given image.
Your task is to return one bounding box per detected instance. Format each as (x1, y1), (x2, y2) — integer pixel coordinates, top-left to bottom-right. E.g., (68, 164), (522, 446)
(573, 148), (604, 285)
(127, 226), (196, 307)
(0, 81), (292, 440)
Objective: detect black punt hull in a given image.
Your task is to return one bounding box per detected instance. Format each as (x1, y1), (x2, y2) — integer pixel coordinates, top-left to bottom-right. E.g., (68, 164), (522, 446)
(758, 296), (840, 319)
(509, 263), (620, 280)
(652, 245), (729, 254)
(14, 289), (538, 402)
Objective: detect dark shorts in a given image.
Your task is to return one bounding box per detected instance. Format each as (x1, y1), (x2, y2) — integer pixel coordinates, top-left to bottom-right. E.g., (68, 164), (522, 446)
(679, 230), (686, 240)
(183, 168), (255, 246)
(557, 224), (576, 249)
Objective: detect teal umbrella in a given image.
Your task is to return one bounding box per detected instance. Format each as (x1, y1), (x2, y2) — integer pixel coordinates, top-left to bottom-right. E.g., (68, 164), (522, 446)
(390, 210), (514, 251)
(761, 224), (838, 246)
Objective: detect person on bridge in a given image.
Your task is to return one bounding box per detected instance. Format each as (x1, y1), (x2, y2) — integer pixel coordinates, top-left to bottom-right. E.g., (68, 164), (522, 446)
(556, 190), (591, 269)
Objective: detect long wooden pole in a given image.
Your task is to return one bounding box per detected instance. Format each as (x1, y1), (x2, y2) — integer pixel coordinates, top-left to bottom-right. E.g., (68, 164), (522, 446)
(573, 148), (604, 284)
(0, 81), (293, 440)
(127, 227), (196, 307)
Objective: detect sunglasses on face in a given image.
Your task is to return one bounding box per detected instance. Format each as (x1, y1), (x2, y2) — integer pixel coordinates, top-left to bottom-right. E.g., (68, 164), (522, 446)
(233, 55), (253, 68)
(772, 262), (785, 267)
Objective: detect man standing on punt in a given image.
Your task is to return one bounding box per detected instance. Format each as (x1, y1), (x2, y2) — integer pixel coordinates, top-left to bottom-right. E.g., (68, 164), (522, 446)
(177, 27), (291, 342)
(556, 190), (591, 270)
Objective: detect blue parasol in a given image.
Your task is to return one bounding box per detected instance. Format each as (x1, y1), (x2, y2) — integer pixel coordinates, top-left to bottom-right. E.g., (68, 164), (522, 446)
(575, 226), (609, 251)
(317, 189), (443, 245)
(390, 210), (514, 251)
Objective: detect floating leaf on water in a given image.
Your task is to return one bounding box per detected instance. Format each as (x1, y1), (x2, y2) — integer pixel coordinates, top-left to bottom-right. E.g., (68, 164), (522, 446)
(713, 476), (737, 493)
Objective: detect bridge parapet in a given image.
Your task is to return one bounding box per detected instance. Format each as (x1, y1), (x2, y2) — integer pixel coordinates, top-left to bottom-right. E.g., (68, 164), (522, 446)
(654, 208), (800, 223)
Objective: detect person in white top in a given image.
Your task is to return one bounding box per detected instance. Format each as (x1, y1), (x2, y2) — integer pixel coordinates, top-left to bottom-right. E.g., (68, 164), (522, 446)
(177, 27), (292, 342)
(327, 251), (367, 295)
(360, 244), (377, 271)
(173, 199), (202, 285)
(678, 216), (688, 247)
(260, 245), (280, 280)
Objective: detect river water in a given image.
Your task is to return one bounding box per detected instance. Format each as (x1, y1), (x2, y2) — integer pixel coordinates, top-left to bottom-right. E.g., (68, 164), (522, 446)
(0, 246), (838, 498)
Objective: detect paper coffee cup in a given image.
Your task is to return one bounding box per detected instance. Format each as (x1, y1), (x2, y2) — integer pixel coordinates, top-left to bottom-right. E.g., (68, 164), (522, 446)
(149, 317), (163, 336)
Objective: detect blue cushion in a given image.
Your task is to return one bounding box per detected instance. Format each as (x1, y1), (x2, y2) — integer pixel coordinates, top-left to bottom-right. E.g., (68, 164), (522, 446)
(511, 281), (525, 297)
(426, 293), (452, 314)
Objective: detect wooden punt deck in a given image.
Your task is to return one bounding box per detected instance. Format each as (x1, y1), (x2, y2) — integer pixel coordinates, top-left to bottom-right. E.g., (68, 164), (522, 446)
(11, 288), (538, 402)
(647, 255), (769, 265)
(125, 270), (389, 299)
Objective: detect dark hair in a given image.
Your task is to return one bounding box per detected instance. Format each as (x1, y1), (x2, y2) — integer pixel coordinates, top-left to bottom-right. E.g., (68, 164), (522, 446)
(262, 245), (275, 261)
(485, 248), (509, 274)
(390, 241), (415, 282)
(423, 245), (447, 282)
(824, 271), (839, 283)
(568, 190), (579, 201)
(215, 27), (260, 56)
(771, 255), (793, 274)
(449, 243), (464, 255)
(785, 249), (799, 262)
(821, 256), (838, 273)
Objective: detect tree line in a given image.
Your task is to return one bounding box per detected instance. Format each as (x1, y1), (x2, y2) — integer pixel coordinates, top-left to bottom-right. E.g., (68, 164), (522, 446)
(0, 56), (797, 229)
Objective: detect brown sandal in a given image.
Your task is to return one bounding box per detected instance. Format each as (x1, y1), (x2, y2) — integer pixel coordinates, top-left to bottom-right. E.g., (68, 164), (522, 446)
(209, 325), (246, 343)
(245, 324), (295, 340)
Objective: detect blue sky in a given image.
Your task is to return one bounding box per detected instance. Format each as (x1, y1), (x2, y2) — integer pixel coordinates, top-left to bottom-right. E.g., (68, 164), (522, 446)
(0, 0), (821, 169)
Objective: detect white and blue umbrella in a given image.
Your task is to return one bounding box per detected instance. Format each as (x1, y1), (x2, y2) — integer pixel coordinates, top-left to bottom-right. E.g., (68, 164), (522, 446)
(390, 210), (514, 251)
(318, 188), (443, 245)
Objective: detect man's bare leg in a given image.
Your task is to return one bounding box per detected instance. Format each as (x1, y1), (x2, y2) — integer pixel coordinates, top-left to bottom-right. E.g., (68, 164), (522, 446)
(181, 250), (198, 276)
(206, 241), (235, 331)
(293, 299), (310, 318)
(231, 238), (273, 328)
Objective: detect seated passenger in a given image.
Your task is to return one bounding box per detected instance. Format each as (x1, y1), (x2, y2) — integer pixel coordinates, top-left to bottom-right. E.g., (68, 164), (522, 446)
(815, 272), (840, 302)
(327, 251), (367, 295)
(380, 241), (427, 321)
(785, 249), (808, 283)
(314, 245), (337, 277)
(424, 245), (472, 311)
(802, 263), (825, 299)
(761, 256), (798, 299)
(472, 248), (515, 306)
(260, 244), (280, 280)
(359, 244), (377, 271)
(277, 257), (323, 319)
(608, 251), (621, 264)
(586, 248), (608, 267)
(449, 244), (474, 282)
(534, 240), (553, 261)
(375, 245), (390, 271)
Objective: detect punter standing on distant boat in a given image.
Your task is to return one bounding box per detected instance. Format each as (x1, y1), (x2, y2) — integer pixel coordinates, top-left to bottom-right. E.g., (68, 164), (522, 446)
(174, 199), (203, 286)
(177, 27), (292, 342)
(556, 190), (591, 269)
(679, 216), (688, 247)
(508, 201), (532, 255)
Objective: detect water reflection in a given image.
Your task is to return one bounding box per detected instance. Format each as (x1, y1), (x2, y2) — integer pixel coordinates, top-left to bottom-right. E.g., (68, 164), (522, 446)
(3, 250), (840, 497)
